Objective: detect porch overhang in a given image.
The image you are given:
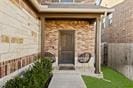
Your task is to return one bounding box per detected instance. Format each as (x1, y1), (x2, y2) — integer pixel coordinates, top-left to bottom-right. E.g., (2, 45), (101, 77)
(29, 0), (114, 14)
(27, 0), (114, 74)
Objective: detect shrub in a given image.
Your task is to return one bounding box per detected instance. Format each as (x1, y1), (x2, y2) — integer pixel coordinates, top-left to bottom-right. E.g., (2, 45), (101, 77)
(4, 57), (52, 88)
(4, 77), (24, 88)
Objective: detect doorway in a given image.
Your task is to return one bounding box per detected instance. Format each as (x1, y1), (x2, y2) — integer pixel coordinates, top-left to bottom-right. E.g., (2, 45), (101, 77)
(58, 30), (75, 65)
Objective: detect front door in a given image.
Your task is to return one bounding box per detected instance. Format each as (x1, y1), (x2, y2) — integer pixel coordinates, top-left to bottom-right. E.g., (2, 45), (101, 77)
(59, 30), (75, 64)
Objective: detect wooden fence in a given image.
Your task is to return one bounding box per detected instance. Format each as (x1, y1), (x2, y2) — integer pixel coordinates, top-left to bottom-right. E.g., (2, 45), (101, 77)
(102, 43), (133, 80)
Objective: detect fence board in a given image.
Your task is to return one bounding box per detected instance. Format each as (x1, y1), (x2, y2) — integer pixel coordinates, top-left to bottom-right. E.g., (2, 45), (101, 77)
(104, 43), (133, 80)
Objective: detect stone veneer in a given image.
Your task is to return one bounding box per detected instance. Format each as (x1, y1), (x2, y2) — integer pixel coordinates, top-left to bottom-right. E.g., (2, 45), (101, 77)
(0, 0), (41, 78)
(45, 19), (95, 67)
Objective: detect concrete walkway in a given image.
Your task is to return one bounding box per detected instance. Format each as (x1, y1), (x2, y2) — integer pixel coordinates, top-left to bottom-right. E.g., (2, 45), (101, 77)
(48, 71), (87, 88)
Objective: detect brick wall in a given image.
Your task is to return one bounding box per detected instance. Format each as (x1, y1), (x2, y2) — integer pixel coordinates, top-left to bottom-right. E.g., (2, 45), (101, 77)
(0, 0), (41, 78)
(102, 0), (133, 43)
(45, 19), (95, 66)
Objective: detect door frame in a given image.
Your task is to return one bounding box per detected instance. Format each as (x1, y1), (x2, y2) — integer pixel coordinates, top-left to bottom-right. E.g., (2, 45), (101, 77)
(58, 30), (75, 65)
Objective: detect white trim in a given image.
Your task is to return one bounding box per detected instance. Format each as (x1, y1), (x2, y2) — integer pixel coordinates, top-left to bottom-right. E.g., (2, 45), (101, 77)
(38, 8), (114, 13)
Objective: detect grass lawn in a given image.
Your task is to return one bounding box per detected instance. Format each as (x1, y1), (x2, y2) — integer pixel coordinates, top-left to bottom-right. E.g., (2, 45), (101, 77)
(82, 66), (133, 88)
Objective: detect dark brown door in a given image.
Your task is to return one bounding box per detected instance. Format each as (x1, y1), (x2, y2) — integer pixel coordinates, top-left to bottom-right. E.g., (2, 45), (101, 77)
(59, 30), (75, 64)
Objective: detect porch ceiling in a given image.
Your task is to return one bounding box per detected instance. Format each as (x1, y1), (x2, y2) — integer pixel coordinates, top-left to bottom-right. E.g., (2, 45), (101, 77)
(29, 0), (114, 15)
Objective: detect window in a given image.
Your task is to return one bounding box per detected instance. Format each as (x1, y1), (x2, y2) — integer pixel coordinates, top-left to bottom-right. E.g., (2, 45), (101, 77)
(96, 0), (101, 5)
(108, 14), (113, 25)
(102, 18), (106, 29)
(61, 0), (73, 2)
(52, 0), (59, 2)
(51, 0), (74, 3)
(102, 14), (113, 29)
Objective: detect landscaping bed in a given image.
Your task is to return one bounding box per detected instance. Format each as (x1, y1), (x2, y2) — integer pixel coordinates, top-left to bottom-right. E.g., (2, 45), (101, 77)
(3, 57), (52, 88)
(83, 66), (133, 88)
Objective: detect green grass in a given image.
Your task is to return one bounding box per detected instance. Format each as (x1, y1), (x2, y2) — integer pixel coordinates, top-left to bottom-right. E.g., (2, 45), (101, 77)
(82, 66), (133, 88)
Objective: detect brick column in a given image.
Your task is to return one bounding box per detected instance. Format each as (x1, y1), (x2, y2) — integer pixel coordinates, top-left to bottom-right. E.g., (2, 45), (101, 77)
(95, 17), (102, 74)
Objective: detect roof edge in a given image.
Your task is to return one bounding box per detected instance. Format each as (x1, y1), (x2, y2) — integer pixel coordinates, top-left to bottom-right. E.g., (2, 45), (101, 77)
(29, 0), (114, 13)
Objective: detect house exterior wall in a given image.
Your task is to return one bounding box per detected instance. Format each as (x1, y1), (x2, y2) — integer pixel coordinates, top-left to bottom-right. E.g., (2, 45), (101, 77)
(45, 19), (95, 68)
(102, 0), (133, 80)
(0, 0), (41, 79)
(102, 0), (133, 43)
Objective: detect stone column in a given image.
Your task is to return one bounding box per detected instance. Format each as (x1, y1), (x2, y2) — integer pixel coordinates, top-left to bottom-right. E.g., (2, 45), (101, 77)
(40, 16), (45, 55)
(95, 17), (102, 74)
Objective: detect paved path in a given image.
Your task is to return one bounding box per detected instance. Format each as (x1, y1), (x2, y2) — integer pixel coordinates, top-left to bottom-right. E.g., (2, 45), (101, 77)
(48, 71), (87, 88)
